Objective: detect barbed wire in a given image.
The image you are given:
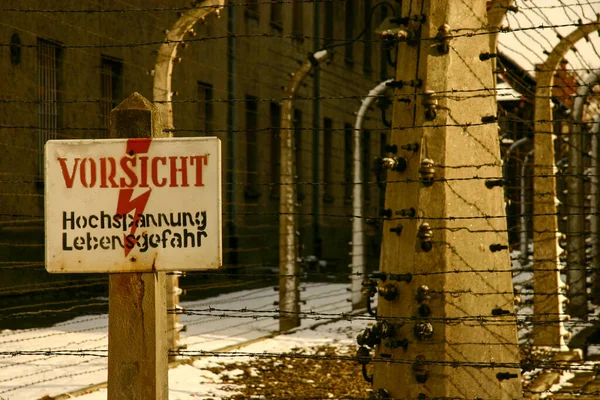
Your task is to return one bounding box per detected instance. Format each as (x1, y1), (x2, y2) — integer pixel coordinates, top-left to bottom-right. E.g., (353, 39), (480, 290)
(0, 21), (599, 50)
(0, 0), (597, 14)
(1, 2), (600, 398)
(2, 346), (599, 374)
(0, 0), (354, 14)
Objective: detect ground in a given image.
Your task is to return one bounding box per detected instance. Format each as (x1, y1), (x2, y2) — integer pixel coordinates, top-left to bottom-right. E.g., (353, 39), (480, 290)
(72, 314), (372, 400)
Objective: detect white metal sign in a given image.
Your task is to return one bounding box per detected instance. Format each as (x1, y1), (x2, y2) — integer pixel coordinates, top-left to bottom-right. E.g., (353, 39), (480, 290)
(45, 137), (222, 273)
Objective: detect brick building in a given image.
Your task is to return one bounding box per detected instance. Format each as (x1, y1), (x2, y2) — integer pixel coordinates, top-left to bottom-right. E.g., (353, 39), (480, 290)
(0, 0), (393, 313)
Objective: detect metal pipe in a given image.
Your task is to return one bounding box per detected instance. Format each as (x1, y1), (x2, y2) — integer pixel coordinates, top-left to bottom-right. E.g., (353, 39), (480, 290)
(279, 50), (329, 332)
(567, 69), (600, 318)
(521, 149), (534, 265)
(152, 0), (224, 358)
(153, 0), (224, 132)
(351, 80), (392, 310)
(312, 2), (322, 259)
(591, 114), (600, 304)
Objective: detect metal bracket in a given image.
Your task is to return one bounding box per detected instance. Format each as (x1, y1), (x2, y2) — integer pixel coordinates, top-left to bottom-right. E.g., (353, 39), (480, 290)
(422, 90), (439, 120)
(413, 321), (434, 340)
(417, 223), (434, 252)
(419, 158), (435, 186)
(376, 156), (408, 172)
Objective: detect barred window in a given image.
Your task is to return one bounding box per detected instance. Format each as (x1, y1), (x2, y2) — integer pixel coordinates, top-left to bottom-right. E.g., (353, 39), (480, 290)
(101, 56), (123, 137)
(344, 0), (355, 66)
(197, 81), (214, 136)
(344, 123), (353, 204)
(292, 0), (304, 39)
(270, 102), (281, 198)
(245, 95), (260, 199)
(37, 38), (62, 177)
(323, 117), (334, 203)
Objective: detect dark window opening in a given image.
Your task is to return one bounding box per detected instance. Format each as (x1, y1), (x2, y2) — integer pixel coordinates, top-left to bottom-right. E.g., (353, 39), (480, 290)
(197, 81), (214, 136)
(245, 0), (259, 20)
(245, 95), (260, 200)
(362, 130), (371, 205)
(324, 1), (334, 47)
(292, 0), (304, 40)
(344, 0), (355, 66)
(270, 2), (283, 29)
(363, 0), (373, 76)
(101, 56), (124, 137)
(10, 33), (21, 66)
(294, 109), (304, 202)
(270, 102), (281, 199)
(323, 117), (334, 203)
(37, 38), (62, 178)
(344, 123), (353, 204)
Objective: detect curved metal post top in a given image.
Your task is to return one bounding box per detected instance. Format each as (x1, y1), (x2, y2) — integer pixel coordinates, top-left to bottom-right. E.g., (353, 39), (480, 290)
(153, 0), (225, 133)
(532, 21), (600, 341)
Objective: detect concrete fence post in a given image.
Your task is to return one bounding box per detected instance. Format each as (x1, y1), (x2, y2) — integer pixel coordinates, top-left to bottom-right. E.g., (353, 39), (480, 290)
(279, 50), (328, 331)
(369, 1), (522, 397)
(532, 22), (600, 346)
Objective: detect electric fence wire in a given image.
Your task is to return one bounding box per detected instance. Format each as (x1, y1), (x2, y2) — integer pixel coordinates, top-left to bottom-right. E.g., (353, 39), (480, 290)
(1, 1), (600, 398)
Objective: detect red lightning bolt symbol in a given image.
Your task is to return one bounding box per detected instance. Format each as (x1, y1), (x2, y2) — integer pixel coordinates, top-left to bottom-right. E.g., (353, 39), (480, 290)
(116, 138), (153, 257)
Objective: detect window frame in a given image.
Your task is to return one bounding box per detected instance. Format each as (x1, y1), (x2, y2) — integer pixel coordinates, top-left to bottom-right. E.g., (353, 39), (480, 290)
(245, 95), (261, 200)
(37, 38), (63, 179)
(101, 56), (124, 137)
(323, 117), (334, 203)
(197, 81), (214, 136)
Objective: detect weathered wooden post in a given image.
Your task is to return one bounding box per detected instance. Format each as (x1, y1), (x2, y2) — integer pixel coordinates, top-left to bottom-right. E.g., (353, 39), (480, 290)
(44, 93), (222, 399)
(106, 94), (168, 400)
(365, 1), (522, 397)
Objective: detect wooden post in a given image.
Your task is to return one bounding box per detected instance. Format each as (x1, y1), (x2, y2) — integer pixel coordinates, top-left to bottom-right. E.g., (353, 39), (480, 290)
(371, 1), (521, 398)
(107, 93), (168, 400)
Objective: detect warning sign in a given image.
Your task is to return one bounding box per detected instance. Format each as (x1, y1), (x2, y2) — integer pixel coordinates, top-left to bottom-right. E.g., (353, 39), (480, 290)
(44, 137), (222, 273)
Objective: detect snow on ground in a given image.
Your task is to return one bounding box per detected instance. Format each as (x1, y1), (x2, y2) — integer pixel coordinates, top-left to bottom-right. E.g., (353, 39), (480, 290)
(3, 251), (599, 399)
(75, 318), (370, 400)
(0, 283), (353, 400)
